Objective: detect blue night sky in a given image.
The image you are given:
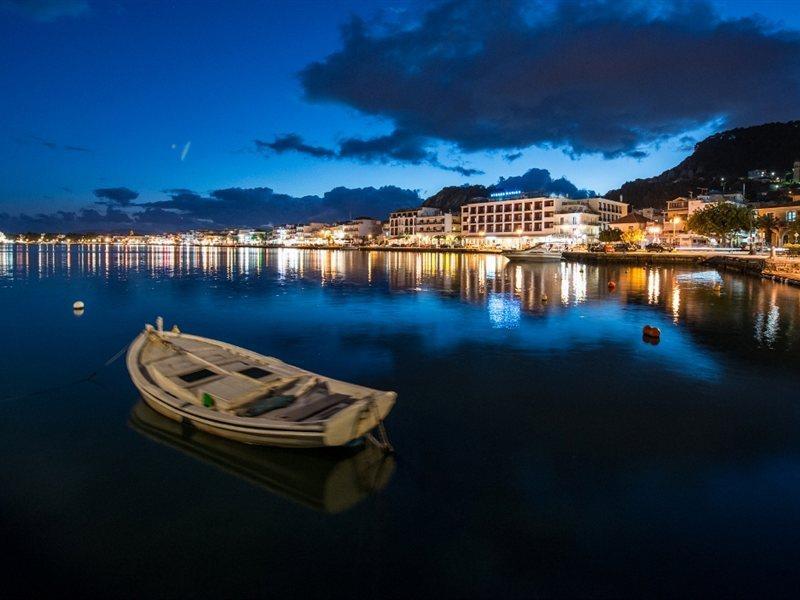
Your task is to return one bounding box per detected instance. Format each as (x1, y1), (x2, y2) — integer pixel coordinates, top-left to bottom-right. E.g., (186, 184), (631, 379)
(1, 0), (799, 231)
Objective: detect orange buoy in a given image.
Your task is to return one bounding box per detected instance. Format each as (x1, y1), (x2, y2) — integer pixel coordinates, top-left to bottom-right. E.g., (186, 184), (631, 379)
(642, 325), (661, 339)
(608, 281), (616, 290)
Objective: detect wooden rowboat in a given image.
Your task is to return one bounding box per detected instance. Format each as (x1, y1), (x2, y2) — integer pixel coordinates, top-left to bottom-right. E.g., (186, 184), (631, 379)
(126, 320), (396, 448)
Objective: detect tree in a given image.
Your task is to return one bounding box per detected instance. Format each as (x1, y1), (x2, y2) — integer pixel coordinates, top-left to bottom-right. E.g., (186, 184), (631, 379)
(620, 228), (645, 246)
(598, 228), (622, 242)
(686, 201), (755, 247)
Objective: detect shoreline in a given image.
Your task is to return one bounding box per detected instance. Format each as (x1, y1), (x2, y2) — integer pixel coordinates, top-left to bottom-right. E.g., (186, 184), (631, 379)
(7, 242), (800, 286)
(563, 250), (800, 287)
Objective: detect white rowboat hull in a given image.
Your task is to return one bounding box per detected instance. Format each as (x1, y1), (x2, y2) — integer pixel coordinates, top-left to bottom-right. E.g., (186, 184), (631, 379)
(126, 330), (395, 448)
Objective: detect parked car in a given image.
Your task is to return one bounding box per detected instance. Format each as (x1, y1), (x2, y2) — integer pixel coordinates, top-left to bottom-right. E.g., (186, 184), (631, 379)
(613, 242), (637, 252)
(588, 243), (606, 252)
(645, 243), (675, 253)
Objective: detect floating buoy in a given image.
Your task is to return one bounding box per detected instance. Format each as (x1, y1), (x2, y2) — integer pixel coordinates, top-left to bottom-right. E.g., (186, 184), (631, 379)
(541, 293), (548, 302)
(608, 281), (616, 290)
(171, 324), (181, 333)
(73, 300), (85, 310)
(642, 325), (661, 339)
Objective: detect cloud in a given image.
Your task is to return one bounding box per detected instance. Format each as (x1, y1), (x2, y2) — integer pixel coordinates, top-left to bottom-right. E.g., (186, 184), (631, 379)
(298, 0), (800, 158)
(17, 134), (93, 153)
(491, 168), (595, 198)
(257, 134), (336, 158)
(93, 187), (140, 207)
(1, 0), (89, 21)
(0, 184), (420, 232)
(503, 152), (523, 163)
(257, 129), (484, 175)
(678, 135), (697, 152)
(0, 205), (131, 233)
(139, 185), (420, 228)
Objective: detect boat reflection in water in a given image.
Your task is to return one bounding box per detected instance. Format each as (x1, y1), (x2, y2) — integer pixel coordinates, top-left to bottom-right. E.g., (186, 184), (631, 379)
(128, 401), (395, 513)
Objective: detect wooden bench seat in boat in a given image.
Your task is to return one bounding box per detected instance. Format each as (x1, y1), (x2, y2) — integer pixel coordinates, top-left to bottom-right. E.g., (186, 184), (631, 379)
(274, 393), (353, 422)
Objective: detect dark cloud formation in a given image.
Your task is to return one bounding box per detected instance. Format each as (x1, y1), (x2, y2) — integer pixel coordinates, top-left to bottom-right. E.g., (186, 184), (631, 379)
(298, 0), (800, 159)
(0, 206), (132, 233)
(503, 152), (523, 163)
(256, 134), (335, 159)
(1, 0), (88, 21)
(16, 134), (92, 153)
(142, 185), (421, 227)
(257, 131), (484, 176)
(491, 168), (595, 198)
(0, 185), (421, 233)
(93, 187), (140, 207)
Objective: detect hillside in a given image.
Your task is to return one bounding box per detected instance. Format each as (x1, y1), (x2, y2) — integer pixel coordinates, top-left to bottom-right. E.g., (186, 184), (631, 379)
(605, 121), (800, 208)
(423, 185), (489, 213)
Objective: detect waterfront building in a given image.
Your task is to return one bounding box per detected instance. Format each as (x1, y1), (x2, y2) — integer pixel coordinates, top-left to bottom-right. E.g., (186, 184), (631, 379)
(388, 207), (460, 245)
(236, 229), (256, 245)
(609, 212), (661, 243)
(1, 231), (9, 243)
(665, 193), (746, 245)
(388, 208), (419, 237)
(579, 197), (628, 228)
(555, 201), (600, 242)
(295, 223), (327, 245)
(755, 200), (800, 246)
(460, 195), (628, 248)
(341, 217), (382, 243)
(794, 160), (800, 183)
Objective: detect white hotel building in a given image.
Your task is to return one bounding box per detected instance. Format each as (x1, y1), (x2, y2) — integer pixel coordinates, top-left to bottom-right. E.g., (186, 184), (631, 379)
(388, 206), (460, 244)
(460, 193), (628, 248)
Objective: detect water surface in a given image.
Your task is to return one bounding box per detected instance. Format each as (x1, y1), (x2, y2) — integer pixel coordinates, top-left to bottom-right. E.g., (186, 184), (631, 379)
(1, 245), (800, 597)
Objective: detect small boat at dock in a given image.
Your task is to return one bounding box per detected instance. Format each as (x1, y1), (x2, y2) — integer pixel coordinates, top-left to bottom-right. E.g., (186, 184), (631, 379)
(502, 244), (564, 262)
(126, 319), (396, 448)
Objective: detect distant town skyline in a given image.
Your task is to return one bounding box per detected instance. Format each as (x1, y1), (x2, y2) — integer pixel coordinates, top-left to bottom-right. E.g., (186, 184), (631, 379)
(1, 0), (799, 231)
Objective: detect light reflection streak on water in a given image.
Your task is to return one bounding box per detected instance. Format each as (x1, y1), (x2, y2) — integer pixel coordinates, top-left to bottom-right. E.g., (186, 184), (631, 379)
(672, 285), (681, 324)
(647, 268), (661, 304)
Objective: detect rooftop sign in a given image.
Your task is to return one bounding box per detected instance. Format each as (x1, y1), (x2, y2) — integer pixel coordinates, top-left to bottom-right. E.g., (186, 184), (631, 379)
(489, 190), (522, 198)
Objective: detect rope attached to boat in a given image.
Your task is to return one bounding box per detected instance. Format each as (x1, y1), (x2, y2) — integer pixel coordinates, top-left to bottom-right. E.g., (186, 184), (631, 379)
(0, 340), (131, 404)
(365, 398), (394, 454)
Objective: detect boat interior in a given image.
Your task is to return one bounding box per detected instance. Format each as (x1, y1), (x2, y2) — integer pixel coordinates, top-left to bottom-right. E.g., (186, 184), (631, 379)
(141, 333), (361, 423)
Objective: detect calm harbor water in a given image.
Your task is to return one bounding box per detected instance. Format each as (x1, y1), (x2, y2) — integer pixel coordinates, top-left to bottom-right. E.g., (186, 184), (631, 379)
(2, 244), (800, 597)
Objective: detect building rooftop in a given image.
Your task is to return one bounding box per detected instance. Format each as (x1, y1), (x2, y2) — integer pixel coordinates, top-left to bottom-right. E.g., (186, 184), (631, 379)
(611, 212), (654, 225)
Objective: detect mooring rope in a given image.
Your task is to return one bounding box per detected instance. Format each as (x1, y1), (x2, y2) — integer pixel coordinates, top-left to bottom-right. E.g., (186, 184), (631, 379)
(0, 340), (131, 404)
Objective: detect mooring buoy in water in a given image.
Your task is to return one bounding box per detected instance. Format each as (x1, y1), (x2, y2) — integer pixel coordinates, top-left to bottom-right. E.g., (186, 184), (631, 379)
(608, 281), (616, 290)
(642, 325), (661, 339)
(541, 293), (548, 302)
(73, 300), (85, 310)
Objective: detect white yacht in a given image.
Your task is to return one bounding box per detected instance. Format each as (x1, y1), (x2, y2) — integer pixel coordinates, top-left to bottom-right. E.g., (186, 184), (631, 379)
(502, 243), (564, 262)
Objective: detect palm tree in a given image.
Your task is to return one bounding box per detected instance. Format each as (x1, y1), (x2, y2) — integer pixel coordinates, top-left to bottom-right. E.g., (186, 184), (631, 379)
(757, 214), (787, 258)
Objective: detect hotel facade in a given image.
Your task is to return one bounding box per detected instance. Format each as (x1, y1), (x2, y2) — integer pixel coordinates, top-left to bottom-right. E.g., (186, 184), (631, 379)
(460, 194), (628, 248)
(388, 206), (460, 244)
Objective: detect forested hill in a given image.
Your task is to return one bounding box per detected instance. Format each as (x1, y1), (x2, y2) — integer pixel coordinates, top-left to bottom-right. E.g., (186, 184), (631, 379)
(605, 121), (800, 209)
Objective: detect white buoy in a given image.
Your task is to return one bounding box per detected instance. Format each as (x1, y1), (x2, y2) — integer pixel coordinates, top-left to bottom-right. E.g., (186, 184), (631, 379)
(73, 300), (85, 310)
(541, 293), (548, 302)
